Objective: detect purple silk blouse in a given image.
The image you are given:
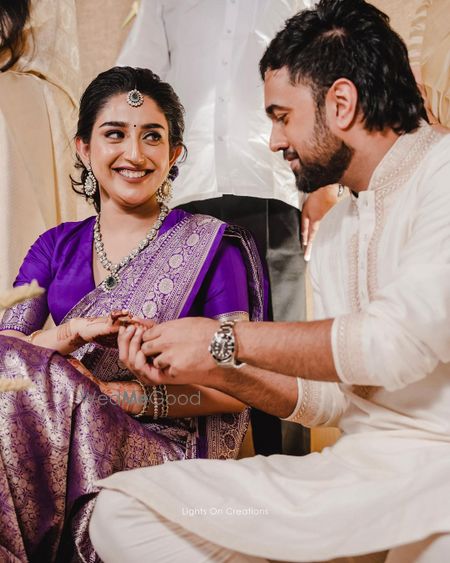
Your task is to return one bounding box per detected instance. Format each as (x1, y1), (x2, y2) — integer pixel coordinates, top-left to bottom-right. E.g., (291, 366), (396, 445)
(4, 209), (249, 329)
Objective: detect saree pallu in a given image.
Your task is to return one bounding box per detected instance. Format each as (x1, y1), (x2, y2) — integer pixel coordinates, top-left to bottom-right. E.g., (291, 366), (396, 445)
(0, 213), (265, 562)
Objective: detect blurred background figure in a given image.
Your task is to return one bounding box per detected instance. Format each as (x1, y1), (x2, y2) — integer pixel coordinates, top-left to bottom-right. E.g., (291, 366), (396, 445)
(370, 0), (448, 131)
(0, 0), (85, 292)
(75, 0), (135, 89)
(406, 0), (449, 131)
(117, 0), (333, 456)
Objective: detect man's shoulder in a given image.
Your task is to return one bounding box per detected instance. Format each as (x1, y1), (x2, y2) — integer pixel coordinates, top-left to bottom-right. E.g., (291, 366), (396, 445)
(421, 130), (450, 169)
(317, 196), (352, 236)
(411, 130), (450, 201)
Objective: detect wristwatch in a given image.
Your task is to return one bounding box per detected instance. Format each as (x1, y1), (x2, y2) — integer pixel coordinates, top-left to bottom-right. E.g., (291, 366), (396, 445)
(208, 320), (246, 369)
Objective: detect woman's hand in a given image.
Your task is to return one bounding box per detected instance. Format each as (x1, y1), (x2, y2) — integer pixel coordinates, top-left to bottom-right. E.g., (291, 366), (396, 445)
(301, 185), (340, 261)
(117, 323), (156, 385)
(67, 356), (145, 416)
(96, 380), (146, 416)
(70, 310), (133, 348)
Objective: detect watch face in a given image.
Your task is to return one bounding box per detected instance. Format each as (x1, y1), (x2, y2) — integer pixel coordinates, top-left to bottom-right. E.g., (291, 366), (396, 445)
(210, 331), (234, 362)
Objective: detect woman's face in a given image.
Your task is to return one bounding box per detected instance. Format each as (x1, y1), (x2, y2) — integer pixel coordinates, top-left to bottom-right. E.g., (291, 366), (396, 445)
(77, 93), (181, 212)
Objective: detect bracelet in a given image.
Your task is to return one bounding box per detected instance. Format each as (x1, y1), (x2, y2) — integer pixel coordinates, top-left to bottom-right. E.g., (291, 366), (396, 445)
(132, 379), (149, 419)
(150, 385), (159, 419)
(159, 384), (169, 418)
(25, 329), (44, 345)
(148, 384), (169, 420)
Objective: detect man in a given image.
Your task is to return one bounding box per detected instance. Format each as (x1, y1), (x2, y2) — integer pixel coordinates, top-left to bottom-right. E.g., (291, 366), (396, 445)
(90, 0), (450, 561)
(117, 0), (341, 455)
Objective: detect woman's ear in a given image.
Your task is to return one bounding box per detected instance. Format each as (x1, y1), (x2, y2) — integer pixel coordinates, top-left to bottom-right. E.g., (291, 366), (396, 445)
(75, 137), (91, 168)
(169, 145), (183, 167)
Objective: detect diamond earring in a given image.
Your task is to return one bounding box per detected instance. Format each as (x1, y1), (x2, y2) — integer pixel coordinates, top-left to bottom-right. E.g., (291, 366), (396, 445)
(84, 164), (97, 197)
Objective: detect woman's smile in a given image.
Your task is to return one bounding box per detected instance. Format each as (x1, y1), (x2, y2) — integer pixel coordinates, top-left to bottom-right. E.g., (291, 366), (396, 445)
(114, 167), (154, 182)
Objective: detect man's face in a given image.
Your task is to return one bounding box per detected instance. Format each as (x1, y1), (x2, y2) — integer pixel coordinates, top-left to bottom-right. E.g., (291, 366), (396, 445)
(264, 67), (353, 193)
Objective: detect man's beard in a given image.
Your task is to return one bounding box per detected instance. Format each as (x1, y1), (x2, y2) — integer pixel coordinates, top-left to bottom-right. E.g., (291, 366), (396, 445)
(291, 111), (354, 194)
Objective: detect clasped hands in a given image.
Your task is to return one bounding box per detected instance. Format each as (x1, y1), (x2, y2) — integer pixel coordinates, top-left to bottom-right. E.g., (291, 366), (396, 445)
(69, 312), (224, 413)
(121, 316), (221, 387)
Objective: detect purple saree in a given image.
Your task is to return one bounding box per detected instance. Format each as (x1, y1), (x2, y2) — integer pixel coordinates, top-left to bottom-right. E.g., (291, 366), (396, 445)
(0, 210), (265, 562)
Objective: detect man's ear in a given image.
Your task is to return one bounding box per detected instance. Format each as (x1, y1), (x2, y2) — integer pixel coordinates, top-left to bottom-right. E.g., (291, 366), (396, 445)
(169, 145), (183, 167)
(75, 137), (90, 167)
(326, 78), (358, 131)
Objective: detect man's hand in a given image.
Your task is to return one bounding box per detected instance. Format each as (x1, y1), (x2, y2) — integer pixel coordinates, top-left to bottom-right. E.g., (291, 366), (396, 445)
(138, 317), (219, 385)
(301, 185), (340, 261)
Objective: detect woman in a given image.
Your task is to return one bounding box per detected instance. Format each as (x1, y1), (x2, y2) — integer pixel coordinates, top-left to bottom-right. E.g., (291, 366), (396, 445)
(0, 66), (265, 562)
(0, 0), (84, 293)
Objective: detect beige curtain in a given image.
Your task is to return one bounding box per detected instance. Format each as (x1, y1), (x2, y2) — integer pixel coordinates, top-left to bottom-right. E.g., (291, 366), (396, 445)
(0, 0), (88, 292)
(0, 0), (136, 292)
(76, 0), (136, 89)
(372, 0), (449, 128)
(407, 0), (449, 128)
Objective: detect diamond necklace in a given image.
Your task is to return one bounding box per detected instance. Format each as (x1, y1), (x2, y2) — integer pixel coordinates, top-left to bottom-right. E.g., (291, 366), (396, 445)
(94, 204), (169, 292)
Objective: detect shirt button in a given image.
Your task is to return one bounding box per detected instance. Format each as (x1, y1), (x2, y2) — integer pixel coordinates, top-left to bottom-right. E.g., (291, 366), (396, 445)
(218, 136), (224, 141)
(222, 60), (228, 66)
(219, 96), (225, 102)
(227, 29), (232, 34)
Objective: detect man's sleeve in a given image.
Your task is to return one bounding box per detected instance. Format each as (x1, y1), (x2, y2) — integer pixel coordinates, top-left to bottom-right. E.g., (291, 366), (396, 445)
(333, 153), (450, 391)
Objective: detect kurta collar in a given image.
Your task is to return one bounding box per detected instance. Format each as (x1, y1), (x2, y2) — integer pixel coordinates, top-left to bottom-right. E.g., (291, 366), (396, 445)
(367, 121), (432, 192)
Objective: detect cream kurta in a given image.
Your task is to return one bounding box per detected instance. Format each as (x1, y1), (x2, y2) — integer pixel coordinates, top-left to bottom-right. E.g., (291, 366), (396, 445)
(0, 0), (88, 292)
(98, 124), (450, 561)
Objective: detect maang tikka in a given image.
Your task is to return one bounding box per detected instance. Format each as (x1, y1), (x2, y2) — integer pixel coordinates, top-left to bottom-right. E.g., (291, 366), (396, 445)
(84, 164), (97, 197)
(127, 88), (144, 107)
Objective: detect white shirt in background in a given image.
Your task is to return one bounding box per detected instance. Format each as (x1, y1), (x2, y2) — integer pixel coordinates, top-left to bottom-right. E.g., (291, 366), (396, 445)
(118, 0), (310, 209)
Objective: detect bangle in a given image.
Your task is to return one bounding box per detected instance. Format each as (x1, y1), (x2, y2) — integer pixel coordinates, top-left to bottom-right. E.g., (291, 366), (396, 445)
(149, 385), (159, 419)
(148, 384), (169, 419)
(132, 379), (149, 418)
(26, 329), (44, 345)
(159, 384), (169, 418)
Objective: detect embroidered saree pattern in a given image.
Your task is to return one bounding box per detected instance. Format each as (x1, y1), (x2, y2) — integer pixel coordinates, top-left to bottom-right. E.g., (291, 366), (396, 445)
(0, 213), (265, 561)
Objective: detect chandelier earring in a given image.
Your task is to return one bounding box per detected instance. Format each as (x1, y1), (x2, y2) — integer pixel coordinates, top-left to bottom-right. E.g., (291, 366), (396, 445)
(156, 177), (173, 205)
(84, 164), (98, 198)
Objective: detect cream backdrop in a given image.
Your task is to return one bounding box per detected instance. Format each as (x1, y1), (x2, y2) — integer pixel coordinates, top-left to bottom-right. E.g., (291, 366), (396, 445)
(373, 0), (449, 128)
(0, 0), (84, 292)
(0, 0), (134, 293)
(76, 0), (136, 89)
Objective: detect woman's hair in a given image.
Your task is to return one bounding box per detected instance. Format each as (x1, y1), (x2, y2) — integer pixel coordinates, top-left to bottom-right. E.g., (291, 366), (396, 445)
(72, 66), (186, 212)
(0, 0), (30, 72)
(260, 0), (426, 135)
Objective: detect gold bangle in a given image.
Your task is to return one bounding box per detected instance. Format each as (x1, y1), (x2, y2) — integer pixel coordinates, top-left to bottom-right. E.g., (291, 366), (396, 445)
(149, 385), (159, 419)
(159, 384), (169, 418)
(25, 329), (44, 345)
(132, 379), (149, 418)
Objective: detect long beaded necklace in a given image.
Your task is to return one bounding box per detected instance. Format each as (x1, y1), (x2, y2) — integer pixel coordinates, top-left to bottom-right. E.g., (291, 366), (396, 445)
(94, 204), (169, 292)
